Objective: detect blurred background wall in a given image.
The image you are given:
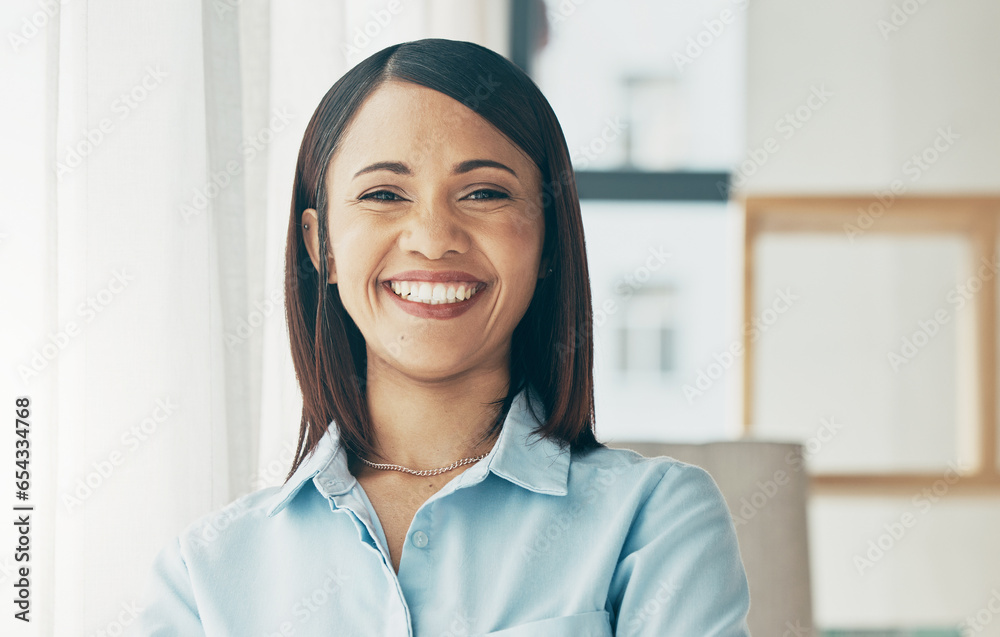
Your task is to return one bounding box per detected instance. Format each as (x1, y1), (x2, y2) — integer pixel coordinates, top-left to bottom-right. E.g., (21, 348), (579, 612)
(743, 1), (1000, 632)
(2, 0), (998, 634)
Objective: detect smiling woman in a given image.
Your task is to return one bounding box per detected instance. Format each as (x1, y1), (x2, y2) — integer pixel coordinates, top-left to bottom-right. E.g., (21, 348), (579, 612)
(135, 38), (751, 636)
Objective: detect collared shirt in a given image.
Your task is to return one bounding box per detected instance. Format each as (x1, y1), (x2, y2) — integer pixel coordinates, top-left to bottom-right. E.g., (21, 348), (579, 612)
(135, 387), (751, 636)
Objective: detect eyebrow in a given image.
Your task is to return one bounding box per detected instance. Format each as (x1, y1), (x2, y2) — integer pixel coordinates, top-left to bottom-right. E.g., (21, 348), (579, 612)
(353, 161), (411, 179)
(453, 159), (518, 178)
(352, 159), (518, 180)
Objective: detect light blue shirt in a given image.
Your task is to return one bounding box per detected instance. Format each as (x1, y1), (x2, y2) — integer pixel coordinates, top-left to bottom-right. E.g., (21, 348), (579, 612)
(136, 387), (751, 636)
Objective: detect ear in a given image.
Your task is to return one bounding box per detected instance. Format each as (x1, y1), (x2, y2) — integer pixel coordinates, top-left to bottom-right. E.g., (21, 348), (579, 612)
(301, 209), (337, 284)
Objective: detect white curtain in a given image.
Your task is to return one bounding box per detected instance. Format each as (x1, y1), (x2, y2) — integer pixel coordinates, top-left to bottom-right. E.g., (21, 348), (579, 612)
(1, 1), (509, 634)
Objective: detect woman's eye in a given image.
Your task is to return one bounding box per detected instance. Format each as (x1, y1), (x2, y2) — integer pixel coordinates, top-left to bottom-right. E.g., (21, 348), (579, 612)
(466, 189), (509, 201)
(359, 190), (402, 202)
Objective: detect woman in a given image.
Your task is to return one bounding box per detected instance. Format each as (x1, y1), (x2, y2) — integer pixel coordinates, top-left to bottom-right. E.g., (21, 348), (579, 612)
(137, 38), (750, 636)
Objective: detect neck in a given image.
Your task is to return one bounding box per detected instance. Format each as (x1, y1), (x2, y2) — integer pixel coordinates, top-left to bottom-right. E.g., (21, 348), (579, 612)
(360, 352), (511, 471)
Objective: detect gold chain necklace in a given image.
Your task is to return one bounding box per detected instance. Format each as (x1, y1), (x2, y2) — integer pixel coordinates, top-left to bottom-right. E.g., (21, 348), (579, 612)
(359, 451), (489, 477)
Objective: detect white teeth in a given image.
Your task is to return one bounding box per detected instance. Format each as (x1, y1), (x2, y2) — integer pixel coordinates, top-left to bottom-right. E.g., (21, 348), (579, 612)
(388, 280), (480, 305)
(431, 284), (446, 304)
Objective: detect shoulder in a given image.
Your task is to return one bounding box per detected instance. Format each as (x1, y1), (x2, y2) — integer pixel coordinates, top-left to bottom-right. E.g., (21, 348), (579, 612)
(559, 445), (734, 552)
(174, 486), (284, 556)
(582, 449), (750, 631)
(137, 488), (288, 632)
(568, 444), (725, 507)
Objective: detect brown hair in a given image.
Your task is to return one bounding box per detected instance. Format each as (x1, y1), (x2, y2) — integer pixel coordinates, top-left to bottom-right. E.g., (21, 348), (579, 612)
(283, 38), (601, 479)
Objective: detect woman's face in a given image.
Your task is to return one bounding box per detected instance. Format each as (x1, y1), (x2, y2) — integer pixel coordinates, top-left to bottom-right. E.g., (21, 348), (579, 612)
(303, 80), (547, 383)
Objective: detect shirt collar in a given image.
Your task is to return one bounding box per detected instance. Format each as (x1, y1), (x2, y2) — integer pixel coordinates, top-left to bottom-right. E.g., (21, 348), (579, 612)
(265, 385), (570, 517)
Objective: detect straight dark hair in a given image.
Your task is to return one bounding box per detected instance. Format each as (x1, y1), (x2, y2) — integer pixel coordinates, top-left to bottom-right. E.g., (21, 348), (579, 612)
(283, 38), (600, 479)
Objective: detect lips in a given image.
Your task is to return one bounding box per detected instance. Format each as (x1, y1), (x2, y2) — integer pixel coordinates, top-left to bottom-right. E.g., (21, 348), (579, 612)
(383, 270), (484, 284)
(380, 270), (487, 319)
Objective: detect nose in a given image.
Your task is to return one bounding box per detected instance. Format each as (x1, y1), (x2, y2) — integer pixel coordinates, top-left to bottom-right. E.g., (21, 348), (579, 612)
(397, 199), (472, 260)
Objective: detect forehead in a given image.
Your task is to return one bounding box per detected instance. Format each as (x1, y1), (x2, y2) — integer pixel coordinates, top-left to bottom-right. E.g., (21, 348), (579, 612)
(330, 80), (537, 178)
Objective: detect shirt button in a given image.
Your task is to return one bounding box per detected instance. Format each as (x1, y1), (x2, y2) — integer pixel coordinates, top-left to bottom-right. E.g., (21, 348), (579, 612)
(411, 530), (429, 548)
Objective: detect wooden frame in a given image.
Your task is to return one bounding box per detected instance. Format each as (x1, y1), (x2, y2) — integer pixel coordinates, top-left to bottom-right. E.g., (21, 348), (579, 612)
(742, 195), (1000, 493)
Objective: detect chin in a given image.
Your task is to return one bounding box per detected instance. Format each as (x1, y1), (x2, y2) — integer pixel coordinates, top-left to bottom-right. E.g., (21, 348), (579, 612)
(374, 342), (464, 373)
(393, 361), (471, 383)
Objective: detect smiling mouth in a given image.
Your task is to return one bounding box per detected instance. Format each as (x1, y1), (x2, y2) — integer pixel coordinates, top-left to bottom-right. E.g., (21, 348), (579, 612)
(384, 280), (484, 305)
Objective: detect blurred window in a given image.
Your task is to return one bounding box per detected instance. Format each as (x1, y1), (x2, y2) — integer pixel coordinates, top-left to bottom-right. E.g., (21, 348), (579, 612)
(744, 197), (1000, 487)
(511, 0), (747, 441)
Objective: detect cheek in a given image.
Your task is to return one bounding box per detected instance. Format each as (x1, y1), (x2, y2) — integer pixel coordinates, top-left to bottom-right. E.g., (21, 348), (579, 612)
(327, 222), (391, 308)
(491, 221), (544, 295)
(511, 208), (546, 265)
(330, 217), (388, 268)
(516, 197), (546, 253)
